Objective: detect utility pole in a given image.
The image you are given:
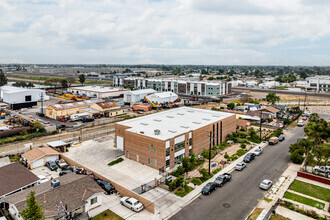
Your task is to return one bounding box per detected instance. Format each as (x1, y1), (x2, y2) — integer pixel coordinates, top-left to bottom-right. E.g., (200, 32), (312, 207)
(209, 131), (212, 175)
(40, 92), (44, 116)
(303, 91), (307, 113)
(259, 110), (263, 142)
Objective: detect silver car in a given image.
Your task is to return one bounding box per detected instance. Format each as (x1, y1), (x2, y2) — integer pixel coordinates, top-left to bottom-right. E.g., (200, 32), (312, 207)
(235, 162), (246, 171)
(120, 197), (144, 212)
(260, 179), (273, 190)
(254, 148), (263, 156)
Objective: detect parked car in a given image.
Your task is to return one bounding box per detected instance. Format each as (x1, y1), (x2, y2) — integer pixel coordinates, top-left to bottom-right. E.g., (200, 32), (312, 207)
(59, 170), (73, 176)
(120, 197), (144, 212)
(244, 153), (256, 163)
(201, 182), (217, 195)
(302, 116), (308, 121)
(313, 166), (330, 174)
(260, 179), (273, 190)
(37, 175), (48, 184)
(278, 136), (285, 142)
(254, 148), (263, 156)
(297, 120), (304, 127)
(46, 161), (58, 171)
(235, 162), (246, 171)
(214, 173), (232, 187)
(97, 180), (115, 194)
(268, 137), (279, 145)
(55, 159), (68, 169)
(81, 117), (95, 123)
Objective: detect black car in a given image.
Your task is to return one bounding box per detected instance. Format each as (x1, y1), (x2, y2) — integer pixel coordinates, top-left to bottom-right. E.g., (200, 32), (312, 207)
(97, 180), (115, 194)
(214, 173), (232, 187)
(201, 182), (217, 195)
(243, 153), (256, 163)
(82, 117), (95, 123)
(278, 136), (285, 142)
(46, 161), (58, 171)
(59, 170), (73, 176)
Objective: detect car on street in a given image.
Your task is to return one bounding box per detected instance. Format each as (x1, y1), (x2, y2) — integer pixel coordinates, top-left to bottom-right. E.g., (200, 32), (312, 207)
(37, 175), (48, 184)
(243, 153), (256, 163)
(235, 162), (246, 171)
(46, 161), (58, 171)
(313, 166), (330, 175)
(214, 173), (232, 187)
(268, 137), (279, 145)
(202, 182), (217, 195)
(55, 159), (68, 169)
(278, 136), (285, 142)
(302, 116), (308, 120)
(298, 120), (304, 127)
(260, 179), (273, 190)
(254, 148), (263, 156)
(97, 180), (115, 194)
(120, 197), (144, 212)
(59, 170), (73, 176)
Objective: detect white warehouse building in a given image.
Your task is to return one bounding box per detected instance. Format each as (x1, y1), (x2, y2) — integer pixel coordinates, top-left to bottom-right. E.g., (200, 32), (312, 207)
(145, 92), (178, 104)
(123, 89), (156, 104)
(0, 86), (49, 110)
(67, 86), (130, 98)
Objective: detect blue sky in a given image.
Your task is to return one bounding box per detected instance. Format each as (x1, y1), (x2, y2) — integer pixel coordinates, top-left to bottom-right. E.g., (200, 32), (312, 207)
(0, 0), (330, 65)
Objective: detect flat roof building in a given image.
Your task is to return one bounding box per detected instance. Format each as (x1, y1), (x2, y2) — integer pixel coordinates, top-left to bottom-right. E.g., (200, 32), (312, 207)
(67, 86), (130, 98)
(115, 107), (236, 171)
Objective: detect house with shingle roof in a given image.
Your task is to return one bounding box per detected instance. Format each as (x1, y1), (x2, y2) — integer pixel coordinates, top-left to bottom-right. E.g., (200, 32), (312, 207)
(3, 173), (104, 220)
(0, 163), (39, 200)
(22, 146), (60, 169)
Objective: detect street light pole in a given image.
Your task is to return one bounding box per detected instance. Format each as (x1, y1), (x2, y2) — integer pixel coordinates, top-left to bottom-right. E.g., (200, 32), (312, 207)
(209, 131), (212, 175)
(259, 110), (263, 142)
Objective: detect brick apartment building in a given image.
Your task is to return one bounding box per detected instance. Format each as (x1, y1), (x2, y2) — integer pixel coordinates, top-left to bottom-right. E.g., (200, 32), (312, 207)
(115, 107), (236, 171)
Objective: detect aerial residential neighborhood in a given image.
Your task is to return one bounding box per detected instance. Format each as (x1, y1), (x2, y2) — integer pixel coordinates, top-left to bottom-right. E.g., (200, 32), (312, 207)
(1, 1), (330, 220)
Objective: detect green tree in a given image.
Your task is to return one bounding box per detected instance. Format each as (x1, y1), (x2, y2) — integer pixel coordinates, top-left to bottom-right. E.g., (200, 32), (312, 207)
(67, 77), (76, 87)
(172, 67), (182, 75)
(78, 74), (85, 85)
(0, 71), (8, 86)
(20, 191), (44, 220)
(227, 102), (235, 110)
(61, 79), (68, 88)
(266, 92), (280, 105)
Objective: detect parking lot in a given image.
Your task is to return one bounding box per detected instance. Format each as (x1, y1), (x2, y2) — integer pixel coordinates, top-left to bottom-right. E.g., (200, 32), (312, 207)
(64, 134), (162, 190)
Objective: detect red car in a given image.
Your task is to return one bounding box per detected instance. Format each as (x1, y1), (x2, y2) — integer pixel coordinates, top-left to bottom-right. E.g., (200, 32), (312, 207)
(302, 116), (307, 120)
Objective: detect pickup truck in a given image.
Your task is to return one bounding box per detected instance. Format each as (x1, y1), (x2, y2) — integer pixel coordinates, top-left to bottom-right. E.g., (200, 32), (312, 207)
(313, 166), (330, 175)
(55, 159), (68, 169)
(268, 137), (279, 145)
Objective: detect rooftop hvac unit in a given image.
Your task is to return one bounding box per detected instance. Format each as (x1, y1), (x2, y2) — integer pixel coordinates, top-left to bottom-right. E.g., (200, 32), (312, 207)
(154, 129), (160, 135)
(51, 179), (60, 189)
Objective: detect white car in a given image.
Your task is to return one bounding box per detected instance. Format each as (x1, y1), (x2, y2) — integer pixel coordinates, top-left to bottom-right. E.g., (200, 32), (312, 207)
(120, 197), (144, 212)
(254, 148), (263, 156)
(235, 162), (246, 171)
(37, 175), (49, 184)
(313, 166), (330, 174)
(260, 179), (273, 190)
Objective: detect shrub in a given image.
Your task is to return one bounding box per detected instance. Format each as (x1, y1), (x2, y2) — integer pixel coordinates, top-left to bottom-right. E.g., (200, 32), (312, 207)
(175, 185), (194, 197)
(201, 149), (216, 159)
(191, 178), (202, 186)
(107, 158), (124, 166)
(211, 146), (218, 151)
(290, 150), (304, 164)
(238, 133), (247, 138)
(198, 168), (213, 182)
(237, 138), (249, 143)
(220, 107), (224, 109)
(236, 149), (246, 157)
(239, 127), (246, 131)
(240, 144), (246, 149)
(171, 165), (185, 177)
(212, 167), (221, 175)
(169, 176), (184, 191)
(218, 143), (227, 150)
(224, 153), (230, 159)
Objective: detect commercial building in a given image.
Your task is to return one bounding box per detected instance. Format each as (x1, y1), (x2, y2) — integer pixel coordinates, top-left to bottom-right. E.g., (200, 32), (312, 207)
(306, 76), (330, 92)
(145, 92), (178, 105)
(115, 107), (236, 171)
(0, 86), (49, 110)
(113, 77), (231, 97)
(123, 89), (156, 104)
(67, 86), (130, 98)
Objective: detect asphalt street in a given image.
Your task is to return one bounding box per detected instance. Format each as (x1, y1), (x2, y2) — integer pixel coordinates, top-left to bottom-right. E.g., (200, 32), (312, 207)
(171, 126), (305, 220)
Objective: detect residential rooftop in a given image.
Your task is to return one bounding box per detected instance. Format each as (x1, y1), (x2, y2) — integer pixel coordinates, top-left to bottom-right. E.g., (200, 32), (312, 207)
(117, 107), (234, 140)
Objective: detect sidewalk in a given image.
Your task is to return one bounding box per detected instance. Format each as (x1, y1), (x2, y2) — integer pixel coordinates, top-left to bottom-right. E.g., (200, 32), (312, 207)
(275, 206), (313, 220)
(163, 142), (268, 220)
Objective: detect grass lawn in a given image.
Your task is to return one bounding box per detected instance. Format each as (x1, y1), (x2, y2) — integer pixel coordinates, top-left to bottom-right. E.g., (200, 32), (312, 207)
(288, 180), (330, 202)
(269, 214), (290, 220)
(92, 210), (123, 220)
(284, 192), (325, 210)
(247, 208), (263, 220)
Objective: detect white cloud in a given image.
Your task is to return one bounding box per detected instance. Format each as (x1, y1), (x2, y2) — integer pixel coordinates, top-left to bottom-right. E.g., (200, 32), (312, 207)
(0, 0), (329, 65)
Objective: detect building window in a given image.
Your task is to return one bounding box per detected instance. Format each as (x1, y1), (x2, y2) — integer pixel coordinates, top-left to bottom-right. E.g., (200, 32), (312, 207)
(154, 146), (157, 154)
(154, 159), (157, 167)
(189, 138), (192, 146)
(166, 148), (170, 157)
(166, 159), (170, 168)
(25, 95), (32, 102)
(175, 141), (185, 152)
(91, 197), (97, 205)
(148, 158), (151, 164)
(148, 145), (151, 152)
